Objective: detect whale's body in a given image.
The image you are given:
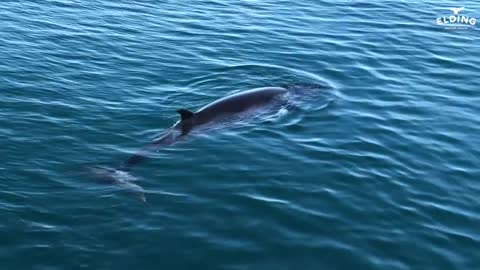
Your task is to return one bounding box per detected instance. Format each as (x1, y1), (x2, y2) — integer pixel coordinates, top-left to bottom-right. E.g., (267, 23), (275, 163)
(117, 87), (287, 170)
(174, 87), (287, 135)
(190, 87), (287, 125)
(89, 84), (321, 201)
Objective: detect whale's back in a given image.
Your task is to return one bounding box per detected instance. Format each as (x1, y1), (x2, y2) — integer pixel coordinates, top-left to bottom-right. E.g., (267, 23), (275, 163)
(193, 87), (287, 124)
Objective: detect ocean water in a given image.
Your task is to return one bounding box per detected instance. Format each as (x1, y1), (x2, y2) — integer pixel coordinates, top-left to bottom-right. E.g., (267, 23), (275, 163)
(1, 1), (479, 269)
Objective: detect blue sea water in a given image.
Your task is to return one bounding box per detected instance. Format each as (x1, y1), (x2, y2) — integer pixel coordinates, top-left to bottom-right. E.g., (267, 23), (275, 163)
(1, 1), (479, 269)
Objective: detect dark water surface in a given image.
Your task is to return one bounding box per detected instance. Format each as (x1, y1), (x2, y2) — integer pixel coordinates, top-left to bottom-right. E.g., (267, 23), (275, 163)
(1, 1), (479, 269)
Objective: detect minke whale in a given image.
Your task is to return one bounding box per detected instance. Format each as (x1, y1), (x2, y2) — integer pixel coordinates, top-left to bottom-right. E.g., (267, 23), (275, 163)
(88, 84), (322, 202)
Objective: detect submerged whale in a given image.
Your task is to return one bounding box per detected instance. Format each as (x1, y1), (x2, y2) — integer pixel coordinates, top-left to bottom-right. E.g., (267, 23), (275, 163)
(88, 84), (322, 201)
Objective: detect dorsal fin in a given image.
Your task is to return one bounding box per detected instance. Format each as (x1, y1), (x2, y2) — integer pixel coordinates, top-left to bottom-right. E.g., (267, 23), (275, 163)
(177, 109), (194, 121)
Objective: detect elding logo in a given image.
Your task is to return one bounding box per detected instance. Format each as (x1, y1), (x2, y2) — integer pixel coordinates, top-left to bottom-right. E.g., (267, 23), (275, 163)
(436, 7), (477, 28)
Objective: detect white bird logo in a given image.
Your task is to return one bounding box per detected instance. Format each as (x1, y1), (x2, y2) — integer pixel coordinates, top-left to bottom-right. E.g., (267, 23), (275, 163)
(449, 7), (464, 15)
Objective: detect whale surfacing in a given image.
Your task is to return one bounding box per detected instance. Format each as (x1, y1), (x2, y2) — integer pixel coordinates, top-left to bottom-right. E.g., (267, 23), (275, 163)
(89, 85), (321, 201)
(121, 87), (288, 170)
(174, 87), (287, 135)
